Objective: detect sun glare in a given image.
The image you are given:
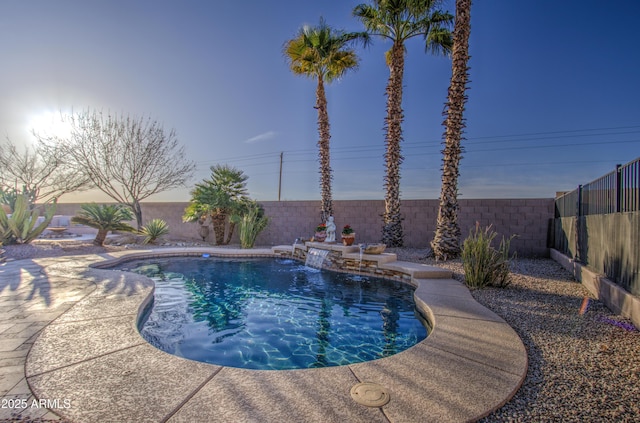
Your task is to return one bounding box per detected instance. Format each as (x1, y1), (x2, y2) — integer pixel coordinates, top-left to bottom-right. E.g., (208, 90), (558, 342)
(28, 111), (72, 139)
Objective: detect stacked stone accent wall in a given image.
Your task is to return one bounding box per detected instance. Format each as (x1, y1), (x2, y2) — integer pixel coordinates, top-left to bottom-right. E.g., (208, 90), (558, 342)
(275, 244), (414, 283)
(54, 198), (554, 256)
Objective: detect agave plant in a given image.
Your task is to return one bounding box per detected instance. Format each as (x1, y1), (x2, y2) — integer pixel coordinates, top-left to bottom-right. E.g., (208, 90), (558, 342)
(140, 219), (169, 244)
(0, 186), (38, 213)
(71, 203), (136, 246)
(0, 194), (56, 244)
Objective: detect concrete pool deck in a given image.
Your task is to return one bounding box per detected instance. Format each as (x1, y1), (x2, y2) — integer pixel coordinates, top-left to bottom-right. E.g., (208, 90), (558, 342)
(1, 247), (527, 422)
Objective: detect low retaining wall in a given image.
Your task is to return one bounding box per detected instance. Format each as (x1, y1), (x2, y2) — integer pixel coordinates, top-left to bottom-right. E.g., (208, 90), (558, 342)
(550, 248), (640, 329)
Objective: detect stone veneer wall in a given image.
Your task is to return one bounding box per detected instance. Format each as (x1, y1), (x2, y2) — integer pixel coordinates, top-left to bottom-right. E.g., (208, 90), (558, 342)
(54, 198), (554, 256)
(279, 244), (412, 284)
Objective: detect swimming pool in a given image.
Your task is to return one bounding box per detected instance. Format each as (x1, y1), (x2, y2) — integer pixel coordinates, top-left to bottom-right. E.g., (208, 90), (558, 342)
(117, 257), (428, 370)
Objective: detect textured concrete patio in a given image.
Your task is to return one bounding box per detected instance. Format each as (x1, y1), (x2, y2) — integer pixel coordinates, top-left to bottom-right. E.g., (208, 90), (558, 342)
(1, 248), (527, 422)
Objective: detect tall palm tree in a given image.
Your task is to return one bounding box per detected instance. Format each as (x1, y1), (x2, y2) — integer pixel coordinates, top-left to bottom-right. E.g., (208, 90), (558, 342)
(71, 203), (136, 246)
(432, 0), (472, 260)
(354, 0), (453, 247)
(183, 164), (249, 245)
(284, 18), (369, 223)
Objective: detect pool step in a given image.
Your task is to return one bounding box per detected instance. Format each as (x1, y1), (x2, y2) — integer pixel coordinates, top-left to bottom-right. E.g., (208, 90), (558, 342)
(381, 261), (453, 279)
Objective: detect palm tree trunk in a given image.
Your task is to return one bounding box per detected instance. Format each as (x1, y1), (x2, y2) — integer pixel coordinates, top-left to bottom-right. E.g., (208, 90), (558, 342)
(225, 221), (236, 245)
(382, 42), (406, 247)
(316, 75), (333, 223)
(432, 0), (472, 260)
(211, 211), (226, 245)
(198, 223), (210, 242)
(94, 229), (108, 246)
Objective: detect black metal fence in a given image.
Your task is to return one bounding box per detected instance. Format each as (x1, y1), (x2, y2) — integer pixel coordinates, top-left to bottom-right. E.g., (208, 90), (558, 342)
(553, 157), (640, 296)
(556, 157), (640, 217)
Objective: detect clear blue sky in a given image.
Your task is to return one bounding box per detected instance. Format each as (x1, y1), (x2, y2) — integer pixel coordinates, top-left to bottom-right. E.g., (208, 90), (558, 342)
(1, 0), (639, 202)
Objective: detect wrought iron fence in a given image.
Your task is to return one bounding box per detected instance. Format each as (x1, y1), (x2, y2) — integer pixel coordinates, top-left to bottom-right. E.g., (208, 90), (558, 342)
(620, 158), (640, 213)
(555, 157), (640, 217)
(554, 189), (578, 218)
(553, 157), (640, 296)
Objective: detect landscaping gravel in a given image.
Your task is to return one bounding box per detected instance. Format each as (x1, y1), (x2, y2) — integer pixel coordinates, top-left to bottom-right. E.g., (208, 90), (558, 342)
(4, 243), (639, 422)
(390, 248), (640, 422)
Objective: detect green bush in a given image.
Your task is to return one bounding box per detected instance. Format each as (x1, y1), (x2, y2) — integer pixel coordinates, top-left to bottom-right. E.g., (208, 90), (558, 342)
(461, 223), (515, 289)
(0, 195), (56, 244)
(140, 219), (170, 244)
(238, 203), (269, 249)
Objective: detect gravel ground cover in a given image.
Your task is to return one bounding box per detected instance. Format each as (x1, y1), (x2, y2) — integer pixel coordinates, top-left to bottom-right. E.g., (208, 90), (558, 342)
(390, 248), (640, 423)
(3, 243), (639, 422)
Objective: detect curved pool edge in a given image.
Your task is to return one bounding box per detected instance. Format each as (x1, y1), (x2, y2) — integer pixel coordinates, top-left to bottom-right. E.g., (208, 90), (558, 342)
(25, 247), (528, 423)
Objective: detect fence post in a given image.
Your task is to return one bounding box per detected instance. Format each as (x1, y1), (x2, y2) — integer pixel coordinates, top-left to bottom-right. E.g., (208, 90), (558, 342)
(577, 185), (583, 217)
(615, 163), (622, 213)
(575, 185), (583, 262)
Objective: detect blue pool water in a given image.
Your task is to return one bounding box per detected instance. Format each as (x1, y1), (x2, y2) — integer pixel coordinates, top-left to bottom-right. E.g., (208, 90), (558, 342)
(117, 257), (428, 370)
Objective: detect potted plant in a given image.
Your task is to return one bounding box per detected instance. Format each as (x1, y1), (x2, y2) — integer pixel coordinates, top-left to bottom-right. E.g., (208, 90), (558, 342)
(314, 223), (327, 242)
(341, 225), (355, 246)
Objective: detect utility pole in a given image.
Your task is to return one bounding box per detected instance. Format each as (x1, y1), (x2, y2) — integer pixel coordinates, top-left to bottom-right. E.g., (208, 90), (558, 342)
(278, 152), (283, 201)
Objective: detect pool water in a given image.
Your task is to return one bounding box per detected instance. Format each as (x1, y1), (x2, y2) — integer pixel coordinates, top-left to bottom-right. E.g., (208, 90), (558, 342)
(117, 257), (428, 370)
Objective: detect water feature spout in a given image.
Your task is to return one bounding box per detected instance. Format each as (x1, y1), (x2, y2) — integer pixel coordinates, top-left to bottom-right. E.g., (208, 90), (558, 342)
(305, 247), (329, 269)
(358, 244), (365, 273)
(292, 238), (299, 257)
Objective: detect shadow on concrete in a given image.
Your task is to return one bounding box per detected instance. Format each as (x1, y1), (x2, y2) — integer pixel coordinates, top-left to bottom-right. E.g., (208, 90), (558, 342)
(0, 259), (52, 307)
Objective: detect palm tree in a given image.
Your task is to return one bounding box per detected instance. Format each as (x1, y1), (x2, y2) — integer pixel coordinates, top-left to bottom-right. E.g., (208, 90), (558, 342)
(431, 0), (472, 260)
(71, 203), (136, 246)
(353, 0), (453, 247)
(284, 18), (369, 223)
(183, 164), (249, 245)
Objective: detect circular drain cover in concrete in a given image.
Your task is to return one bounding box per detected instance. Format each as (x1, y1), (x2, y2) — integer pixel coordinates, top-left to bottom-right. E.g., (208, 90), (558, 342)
(350, 382), (390, 407)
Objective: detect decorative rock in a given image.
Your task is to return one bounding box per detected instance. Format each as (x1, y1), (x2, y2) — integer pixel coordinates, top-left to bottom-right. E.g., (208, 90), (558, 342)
(361, 244), (386, 254)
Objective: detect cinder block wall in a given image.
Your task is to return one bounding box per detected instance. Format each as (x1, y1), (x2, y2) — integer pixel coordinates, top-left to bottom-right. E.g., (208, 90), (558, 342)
(54, 198), (554, 256)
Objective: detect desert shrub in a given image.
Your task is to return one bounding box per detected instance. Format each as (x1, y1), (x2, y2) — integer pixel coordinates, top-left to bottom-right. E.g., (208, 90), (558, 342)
(239, 203), (269, 249)
(461, 223), (515, 288)
(140, 219), (170, 244)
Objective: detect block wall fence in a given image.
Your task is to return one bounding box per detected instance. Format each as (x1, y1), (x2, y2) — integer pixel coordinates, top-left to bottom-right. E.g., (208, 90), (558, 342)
(53, 198), (554, 256)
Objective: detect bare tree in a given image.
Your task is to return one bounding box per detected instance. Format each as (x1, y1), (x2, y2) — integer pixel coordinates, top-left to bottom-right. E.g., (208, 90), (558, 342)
(38, 110), (196, 229)
(0, 138), (91, 206)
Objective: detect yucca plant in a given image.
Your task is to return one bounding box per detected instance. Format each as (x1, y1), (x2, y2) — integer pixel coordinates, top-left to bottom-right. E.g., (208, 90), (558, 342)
(140, 219), (169, 244)
(238, 203), (269, 249)
(0, 194), (56, 244)
(71, 203), (136, 246)
(461, 223), (515, 288)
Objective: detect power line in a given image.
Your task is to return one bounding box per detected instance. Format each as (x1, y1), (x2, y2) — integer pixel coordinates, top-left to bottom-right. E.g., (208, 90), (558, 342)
(268, 139), (640, 165)
(194, 151), (280, 165)
(465, 138), (640, 153)
(459, 124), (640, 140)
(190, 125), (640, 172)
